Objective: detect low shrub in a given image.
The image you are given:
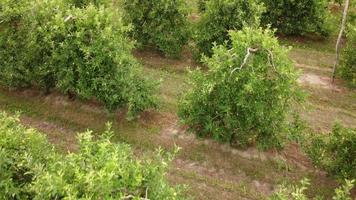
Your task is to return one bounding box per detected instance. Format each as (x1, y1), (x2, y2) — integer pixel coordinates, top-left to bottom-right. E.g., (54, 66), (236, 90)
(270, 179), (354, 200)
(0, 112), (185, 199)
(304, 123), (356, 179)
(0, 112), (56, 199)
(48, 5), (157, 116)
(260, 0), (331, 36)
(193, 0), (264, 58)
(179, 27), (303, 149)
(1, 0), (61, 88)
(0, 1), (157, 117)
(123, 0), (189, 58)
(286, 113), (308, 143)
(31, 131), (183, 199)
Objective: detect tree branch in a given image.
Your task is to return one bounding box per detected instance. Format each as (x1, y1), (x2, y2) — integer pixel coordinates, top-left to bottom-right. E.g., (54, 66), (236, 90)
(122, 187), (149, 200)
(231, 47), (259, 74)
(332, 0), (350, 83)
(266, 49), (276, 71)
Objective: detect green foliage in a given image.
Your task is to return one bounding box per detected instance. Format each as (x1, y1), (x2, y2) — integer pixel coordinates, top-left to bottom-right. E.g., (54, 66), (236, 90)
(197, 0), (207, 12)
(194, 0), (264, 58)
(287, 113), (308, 143)
(329, 0), (342, 6)
(123, 0), (189, 58)
(0, 0), (157, 117)
(65, 0), (118, 8)
(0, 0), (30, 23)
(0, 112), (56, 199)
(179, 27), (303, 149)
(304, 123), (356, 179)
(339, 24), (356, 88)
(0, 112), (185, 199)
(66, 0), (106, 7)
(332, 180), (355, 200)
(260, 0), (331, 36)
(31, 131), (183, 199)
(270, 179), (311, 200)
(270, 179), (355, 200)
(47, 4), (157, 116)
(0, 0), (51, 88)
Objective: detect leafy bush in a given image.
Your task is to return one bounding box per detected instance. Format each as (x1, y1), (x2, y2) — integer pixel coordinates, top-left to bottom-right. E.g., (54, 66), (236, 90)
(123, 0), (189, 58)
(31, 131), (183, 199)
(270, 179), (355, 200)
(286, 113), (308, 143)
(0, 112), (185, 199)
(193, 0), (264, 58)
(0, 112), (56, 199)
(0, 0), (55, 88)
(339, 24), (356, 88)
(197, 0), (207, 12)
(0, 1), (157, 117)
(304, 123), (356, 179)
(179, 27), (303, 149)
(48, 5), (157, 116)
(260, 0), (331, 36)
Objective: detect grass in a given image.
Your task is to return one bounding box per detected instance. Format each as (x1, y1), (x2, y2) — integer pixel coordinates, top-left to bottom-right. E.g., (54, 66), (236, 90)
(0, 88), (160, 151)
(279, 34), (338, 54)
(144, 67), (189, 112)
(169, 169), (266, 200)
(289, 48), (335, 69)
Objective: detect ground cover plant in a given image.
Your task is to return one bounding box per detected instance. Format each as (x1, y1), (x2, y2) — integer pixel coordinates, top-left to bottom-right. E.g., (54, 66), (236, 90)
(122, 0), (189, 58)
(179, 27), (303, 149)
(0, 112), (185, 199)
(0, 0), (157, 117)
(270, 179), (355, 200)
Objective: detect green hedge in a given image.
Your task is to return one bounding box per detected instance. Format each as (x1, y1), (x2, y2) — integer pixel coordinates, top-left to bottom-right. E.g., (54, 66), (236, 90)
(260, 0), (331, 36)
(0, 112), (185, 199)
(123, 0), (189, 58)
(0, 0), (157, 117)
(193, 0), (264, 58)
(179, 27), (303, 149)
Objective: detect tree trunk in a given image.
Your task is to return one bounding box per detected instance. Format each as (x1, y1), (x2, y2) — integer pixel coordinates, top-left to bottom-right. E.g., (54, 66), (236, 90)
(332, 0), (350, 83)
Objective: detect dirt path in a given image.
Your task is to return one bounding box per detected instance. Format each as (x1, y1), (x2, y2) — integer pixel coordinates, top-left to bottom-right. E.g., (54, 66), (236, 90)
(298, 72), (341, 91)
(20, 116), (78, 152)
(154, 114), (321, 199)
